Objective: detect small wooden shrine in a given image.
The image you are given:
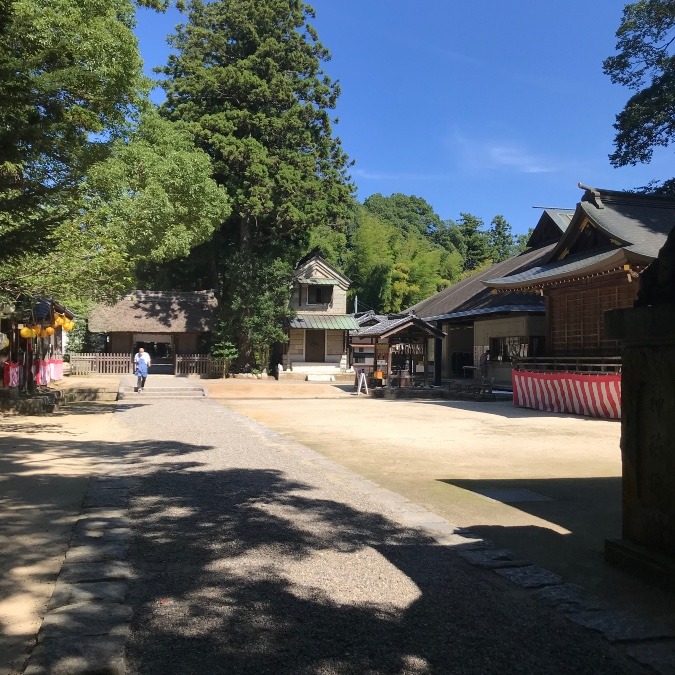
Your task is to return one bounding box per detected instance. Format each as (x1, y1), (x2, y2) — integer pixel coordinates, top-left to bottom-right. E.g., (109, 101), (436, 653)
(350, 314), (445, 387)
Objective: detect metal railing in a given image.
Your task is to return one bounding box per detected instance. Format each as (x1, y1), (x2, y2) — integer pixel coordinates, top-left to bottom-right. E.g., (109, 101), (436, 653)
(69, 353), (132, 375)
(512, 356), (622, 374)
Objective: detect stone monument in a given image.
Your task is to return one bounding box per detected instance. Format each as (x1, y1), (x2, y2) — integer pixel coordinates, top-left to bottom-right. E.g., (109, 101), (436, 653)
(604, 226), (675, 584)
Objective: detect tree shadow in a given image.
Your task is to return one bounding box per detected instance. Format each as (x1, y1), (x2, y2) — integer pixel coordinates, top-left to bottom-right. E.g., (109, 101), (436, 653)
(0, 430), (212, 650)
(125, 467), (643, 674)
(438, 477), (675, 632)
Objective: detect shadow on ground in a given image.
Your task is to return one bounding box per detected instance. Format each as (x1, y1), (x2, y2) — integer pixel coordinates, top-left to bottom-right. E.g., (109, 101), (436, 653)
(125, 466), (643, 674)
(440, 477), (675, 630)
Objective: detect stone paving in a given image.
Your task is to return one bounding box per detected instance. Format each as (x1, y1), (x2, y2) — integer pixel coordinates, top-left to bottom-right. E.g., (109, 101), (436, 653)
(12, 382), (675, 673)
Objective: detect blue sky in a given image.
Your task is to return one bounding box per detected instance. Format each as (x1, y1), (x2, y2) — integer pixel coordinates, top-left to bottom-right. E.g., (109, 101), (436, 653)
(134, 1), (672, 236)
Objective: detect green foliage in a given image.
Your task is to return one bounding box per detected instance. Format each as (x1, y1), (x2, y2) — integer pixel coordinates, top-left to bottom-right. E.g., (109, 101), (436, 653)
(1, 109), (230, 306)
(0, 0), (227, 307)
(343, 209), (394, 313)
(456, 213), (492, 271)
(343, 196), (510, 313)
(306, 222), (348, 268)
(487, 215), (516, 262)
(515, 227), (534, 252)
(0, 0), (145, 260)
(362, 193), (443, 237)
(155, 0), (355, 360)
(604, 0), (675, 184)
(209, 335), (238, 377)
(82, 109), (231, 266)
(159, 0), (354, 254)
(218, 253), (294, 369)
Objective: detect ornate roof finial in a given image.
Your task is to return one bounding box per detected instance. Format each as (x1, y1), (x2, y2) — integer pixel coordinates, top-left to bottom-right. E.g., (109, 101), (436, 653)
(578, 183), (604, 209)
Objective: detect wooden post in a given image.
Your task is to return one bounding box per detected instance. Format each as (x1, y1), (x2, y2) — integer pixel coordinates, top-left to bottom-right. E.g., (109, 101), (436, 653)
(423, 338), (428, 387)
(387, 342), (393, 388)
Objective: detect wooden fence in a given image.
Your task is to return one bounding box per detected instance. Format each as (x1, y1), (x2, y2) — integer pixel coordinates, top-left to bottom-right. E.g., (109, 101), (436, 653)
(69, 353), (132, 375)
(175, 354), (226, 378)
(68, 353), (227, 377)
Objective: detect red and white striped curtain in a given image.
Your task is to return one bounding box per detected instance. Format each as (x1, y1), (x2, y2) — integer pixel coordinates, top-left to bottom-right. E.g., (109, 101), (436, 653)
(512, 370), (621, 419)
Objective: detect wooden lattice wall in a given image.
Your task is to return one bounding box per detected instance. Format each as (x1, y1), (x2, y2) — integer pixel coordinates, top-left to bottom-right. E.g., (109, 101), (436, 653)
(548, 274), (638, 356)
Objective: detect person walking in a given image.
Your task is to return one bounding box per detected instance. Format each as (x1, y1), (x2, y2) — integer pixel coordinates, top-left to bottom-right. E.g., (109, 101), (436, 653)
(134, 347), (151, 392)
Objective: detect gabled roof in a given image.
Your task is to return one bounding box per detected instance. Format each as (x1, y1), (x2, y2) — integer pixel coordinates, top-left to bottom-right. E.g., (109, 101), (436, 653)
(408, 243), (554, 320)
(354, 310), (389, 327)
(88, 290), (218, 333)
(487, 185), (675, 290)
(293, 249), (351, 288)
(352, 314), (445, 339)
(526, 208), (574, 248)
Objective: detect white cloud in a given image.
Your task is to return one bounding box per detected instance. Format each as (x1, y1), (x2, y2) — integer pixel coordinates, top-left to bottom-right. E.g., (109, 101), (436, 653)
(452, 134), (558, 174)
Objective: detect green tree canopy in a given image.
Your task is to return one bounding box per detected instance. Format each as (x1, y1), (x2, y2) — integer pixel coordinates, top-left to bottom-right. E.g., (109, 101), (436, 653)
(343, 208), (394, 313)
(0, 0), (146, 260)
(604, 0), (675, 193)
(487, 215), (516, 263)
(456, 212), (491, 272)
(159, 0), (353, 253)
(362, 193), (443, 237)
(3, 110), (231, 304)
(156, 0), (354, 364)
(0, 0), (230, 305)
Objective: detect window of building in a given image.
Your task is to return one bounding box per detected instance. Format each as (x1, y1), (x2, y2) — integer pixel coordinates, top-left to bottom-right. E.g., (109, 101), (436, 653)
(489, 335), (545, 362)
(307, 285), (333, 304)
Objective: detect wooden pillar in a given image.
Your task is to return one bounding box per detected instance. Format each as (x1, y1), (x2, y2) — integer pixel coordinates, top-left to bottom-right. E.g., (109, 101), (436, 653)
(387, 342), (393, 388)
(434, 336), (442, 386)
(423, 338), (428, 387)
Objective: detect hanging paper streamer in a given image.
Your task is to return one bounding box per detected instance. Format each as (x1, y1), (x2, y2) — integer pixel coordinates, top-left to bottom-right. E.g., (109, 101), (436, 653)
(3, 361), (20, 387)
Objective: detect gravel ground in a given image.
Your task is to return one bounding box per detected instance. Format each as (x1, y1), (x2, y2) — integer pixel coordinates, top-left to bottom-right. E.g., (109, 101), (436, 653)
(110, 397), (650, 675)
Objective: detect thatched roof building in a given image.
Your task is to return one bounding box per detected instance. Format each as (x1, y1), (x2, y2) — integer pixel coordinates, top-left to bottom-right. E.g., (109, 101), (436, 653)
(88, 290), (218, 355)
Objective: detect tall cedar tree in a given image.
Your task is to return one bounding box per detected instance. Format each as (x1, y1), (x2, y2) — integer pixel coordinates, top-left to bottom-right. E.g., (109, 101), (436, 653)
(158, 0), (354, 363)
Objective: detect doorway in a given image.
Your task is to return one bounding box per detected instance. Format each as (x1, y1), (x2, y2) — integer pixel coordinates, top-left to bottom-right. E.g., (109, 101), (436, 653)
(305, 330), (325, 362)
(133, 333), (174, 374)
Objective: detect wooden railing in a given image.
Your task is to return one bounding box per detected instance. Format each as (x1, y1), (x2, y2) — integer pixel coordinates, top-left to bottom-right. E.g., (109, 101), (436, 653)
(512, 356), (622, 374)
(68, 353), (228, 377)
(175, 354), (226, 378)
(69, 353), (132, 375)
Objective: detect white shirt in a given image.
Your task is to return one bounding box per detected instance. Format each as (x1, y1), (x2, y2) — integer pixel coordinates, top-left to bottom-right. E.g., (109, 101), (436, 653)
(135, 352), (151, 366)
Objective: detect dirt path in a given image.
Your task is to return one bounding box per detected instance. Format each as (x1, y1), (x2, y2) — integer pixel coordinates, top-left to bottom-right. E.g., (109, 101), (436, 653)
(0, 403), (127, 675)
(203, 379), (675, 633)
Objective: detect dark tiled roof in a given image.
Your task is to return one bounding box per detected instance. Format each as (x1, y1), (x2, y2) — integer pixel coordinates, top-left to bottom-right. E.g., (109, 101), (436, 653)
(289, 314), (359, 330)
(486, 249), (631, 288)
(526, 209), (574, 248)
(88, 290), (218, 333)
(352, 315), (444, 339)
(408, 244), (555, 320)
(429, 304), (544, 322)
(487, 186), (675, 289)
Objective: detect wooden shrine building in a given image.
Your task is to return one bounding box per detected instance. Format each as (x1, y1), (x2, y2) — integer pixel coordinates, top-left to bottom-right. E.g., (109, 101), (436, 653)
(350, 314), (445, 387)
